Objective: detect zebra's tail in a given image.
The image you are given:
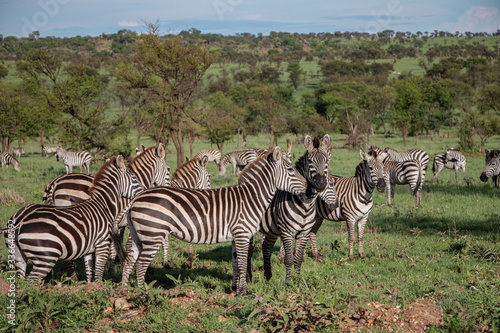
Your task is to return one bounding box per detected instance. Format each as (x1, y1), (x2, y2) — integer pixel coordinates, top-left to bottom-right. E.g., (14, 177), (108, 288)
(112, 205), (133, 265)
(416, 161), (423, 192)
(432, 157), (436, 174)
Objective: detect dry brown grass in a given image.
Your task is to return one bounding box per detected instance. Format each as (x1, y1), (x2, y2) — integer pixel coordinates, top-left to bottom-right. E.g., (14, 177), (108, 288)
(0, 189), (26, 206)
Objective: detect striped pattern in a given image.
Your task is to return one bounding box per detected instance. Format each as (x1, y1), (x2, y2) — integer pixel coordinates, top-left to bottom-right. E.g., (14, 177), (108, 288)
(432, 148), (467, 183)
(42, 145), (60, 158)
(160, 155), (212, 268)
(11, 147), (25, 159)
(56, 147), (92, 174)
(194, 149), (223, 166)
(119, 147), (308, 295)
(218, 149), (258, 176)
(480, 149), (500, 187)
(2, 156), (144, 283)
(42, 173), (94, 206)
(260, 135), (336, 282)
(0, 151), (21, 172)
(310, 150), (387, 261)
(382, 147), (429, 181)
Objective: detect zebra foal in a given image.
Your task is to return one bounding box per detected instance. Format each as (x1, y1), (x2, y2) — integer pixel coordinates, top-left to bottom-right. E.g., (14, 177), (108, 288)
(1, 155), (145, 283)
(56, 147), (92, 174)
(480, 149), (500, 187)
(310, 149), (386, 261)
(259, 135), (337, 282)
(0, 151), (21, 172)
(118, 147), (308, 295)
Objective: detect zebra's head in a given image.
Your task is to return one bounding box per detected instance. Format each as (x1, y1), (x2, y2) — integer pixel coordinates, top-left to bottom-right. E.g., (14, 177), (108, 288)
(299, 135), (331, 197)
(117, 156), (146, 199)
(12, 157), (21, 172)
(317, 175), (338, 208)
(195, 155), (211, 189)
(271, 146), (308, 196)
(360, 149), (386, 192)
(218, 155), (230, 176)
(172, 155), (212, 190)
(130, 143), (171, 188)
(480, 149), (500, 182)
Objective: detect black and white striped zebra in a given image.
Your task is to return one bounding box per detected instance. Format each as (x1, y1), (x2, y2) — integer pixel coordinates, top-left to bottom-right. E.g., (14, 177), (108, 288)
(259, 135), (337, 282)
(118, 147), (308, 295)
(41, 144), (171, 279)
(370, 146), (424, 206)
(42, 145), (59, 158)
(11, 147), (25, 159)
(56, 147), (92, 174)
(382, 147), (429, 179)
(194, 149), (223, 167)
(218, 149), (258, 176)
(1, 155), (145, 283)
(0, 151), (21, 172)
(309, 150), (387, 261)
(480, 149), (500, 187)
(432, 148), (467, 183)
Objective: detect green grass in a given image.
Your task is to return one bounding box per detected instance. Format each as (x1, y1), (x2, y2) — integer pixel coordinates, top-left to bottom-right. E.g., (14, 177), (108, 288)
(1, 132), (499, 332)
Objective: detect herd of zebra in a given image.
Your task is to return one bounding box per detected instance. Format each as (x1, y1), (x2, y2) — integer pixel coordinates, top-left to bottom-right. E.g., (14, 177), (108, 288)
(1, 139), (499, 295)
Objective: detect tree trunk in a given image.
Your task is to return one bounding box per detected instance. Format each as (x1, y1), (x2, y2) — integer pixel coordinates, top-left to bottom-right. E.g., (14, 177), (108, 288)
(40, 128), (46, 156)
(402, 126), (408, 146)
(170, 128), (185, 167)
(136, 126), (142, 149)
(237, 127), (241, 148)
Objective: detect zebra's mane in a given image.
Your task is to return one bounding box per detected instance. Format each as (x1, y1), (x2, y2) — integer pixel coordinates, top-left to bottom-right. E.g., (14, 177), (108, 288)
(487, 149), (500, 159)
(129, 145), (157, 167)
(294, 152), (308, 177)
(354, 160), (368, 177)
(173, 157), (200, 180)
(89, 156), (117, 195)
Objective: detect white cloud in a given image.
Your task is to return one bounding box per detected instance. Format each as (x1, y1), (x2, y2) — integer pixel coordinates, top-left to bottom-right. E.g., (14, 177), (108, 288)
(438, 6), (500, 33)
(118, 20), (140, 27)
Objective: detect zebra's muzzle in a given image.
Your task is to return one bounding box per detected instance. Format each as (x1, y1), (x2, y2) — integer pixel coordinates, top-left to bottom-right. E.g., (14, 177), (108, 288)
(480, 173), (489, 182)
(376, 178), (386, 192)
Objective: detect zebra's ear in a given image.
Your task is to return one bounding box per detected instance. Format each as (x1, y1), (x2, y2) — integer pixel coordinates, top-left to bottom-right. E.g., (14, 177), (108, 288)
(273, 146), (282, 162)
(485, 149), (489, 155)
(322, 134), (331, 150)
(304, 135), (313, 150)
(157, 143), (165, 159)
(359, 150), (369, 161)
(116, 155), (126, 169)
(200, 155), (209, 168)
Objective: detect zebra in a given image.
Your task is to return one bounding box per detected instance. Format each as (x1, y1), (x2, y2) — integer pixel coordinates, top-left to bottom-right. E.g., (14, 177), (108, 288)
(41, 144), (171, 279)
(0, 151), (21, 172)
(1, 155), (145, 283)
(480, 149), (500, 187)
(194, 149), (223, 167)
(432, 148), (467, 183)
(218, 149), (258, 176)
(55, 147), (92, 174)
(370, 146), (424, 206)
(118, 147), (308, 295)
(42, 145), (59, 158)
(259, 135), (337, 282)
(309, 149), (387, 261)
(381, 146), (429, 179)
(11, 147), (25, 159)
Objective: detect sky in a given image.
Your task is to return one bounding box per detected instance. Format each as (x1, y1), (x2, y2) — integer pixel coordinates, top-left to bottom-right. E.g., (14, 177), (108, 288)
(0, 0), (499, 38)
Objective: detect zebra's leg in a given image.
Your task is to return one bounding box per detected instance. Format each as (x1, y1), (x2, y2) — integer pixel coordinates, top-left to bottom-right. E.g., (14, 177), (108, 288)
(357, 216), (369, 259)
(94, 241), (110, 282)
(293, 231), (311, 276)
(462, 165), (467, 181)
(27, 255), (59, 284)
(247, 236), (254, 283)
(454, 165), (459, 184)
(185, 243), (195, 269)
(83, 254), (94, 283)
(162, 234), (170, 268)
(233, 236), (251, 295)
(494, 175), (498, 188)
(13, 244), (28, 280)
(66, 261), (79, 281)
(281, 236), (294, 282)
(346, 220), (356, 261)
(108, 241), (117, 274)
(309, 216), (324, 261)
(134, 237), (163, 285)
(231, 241), (239, 291)
(261, 234), (278, 280)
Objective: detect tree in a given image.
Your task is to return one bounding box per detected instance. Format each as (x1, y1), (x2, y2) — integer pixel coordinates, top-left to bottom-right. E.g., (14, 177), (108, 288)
(132, 23), (219, 166)
(287, 62), (303, 90)
(359, 85), (394, 143)
(0, 64), (8, 79)
(391, 76), (422, 146)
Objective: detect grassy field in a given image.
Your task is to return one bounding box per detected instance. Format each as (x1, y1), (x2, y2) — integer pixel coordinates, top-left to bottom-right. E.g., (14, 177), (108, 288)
(0, 131), (499, 332)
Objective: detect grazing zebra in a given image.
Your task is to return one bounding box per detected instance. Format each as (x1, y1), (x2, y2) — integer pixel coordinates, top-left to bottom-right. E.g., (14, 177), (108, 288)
(42, 145), (59, 158)
(118, 147), (308, 295)
(1, 155), (145, 283)
(370, 146), (423, 206)
(259, 135), (337, 282)
(194, 149), (222, 166)
(480, 149), (500, 187)
(432, 148), (467, 183)
(42, 144), (171, 279)
(0, 151), (21, 172)
(218, 149), (258, 176)
(309, 150), (387, 261)
(56, 147), (92, 174)
(11, 147), (25, 159)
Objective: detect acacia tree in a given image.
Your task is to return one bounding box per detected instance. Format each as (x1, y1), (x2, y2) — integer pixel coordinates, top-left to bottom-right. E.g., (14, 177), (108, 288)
(133, 24), (219, 166)
(391, 76), (422, 146)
